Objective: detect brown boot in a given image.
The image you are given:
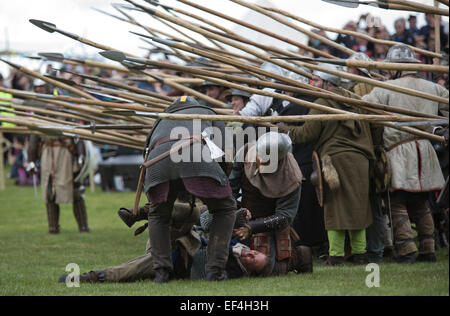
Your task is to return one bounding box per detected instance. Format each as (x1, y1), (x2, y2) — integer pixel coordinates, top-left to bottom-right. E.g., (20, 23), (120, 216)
(290, 245), (313, 274)
(58, 270), (105, 283)
(118, 205), (149, 228)
(46, 203), (60, 234)
(321, 256), (344, 266)
(73, 195), (89, 233)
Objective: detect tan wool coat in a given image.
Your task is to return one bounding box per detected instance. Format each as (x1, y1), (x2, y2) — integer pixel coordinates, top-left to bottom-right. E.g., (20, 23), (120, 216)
(363, 76), (448, 193)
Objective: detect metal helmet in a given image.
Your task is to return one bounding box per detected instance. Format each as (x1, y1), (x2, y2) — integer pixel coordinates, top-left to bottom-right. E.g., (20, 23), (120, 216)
(348, 52), (372, 77)
(256, 132), (292, 163)
(385, 44), (420, 63)
(286, 65), (311, 85)
(230, 85), (251, 99)
(312, 63), (342, 87)
(260, 62), (286, 82)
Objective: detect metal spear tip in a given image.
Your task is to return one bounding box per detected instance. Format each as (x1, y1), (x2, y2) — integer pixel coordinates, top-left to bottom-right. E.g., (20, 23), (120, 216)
(321, 0), (359, 8)
(0, 58), (20, 69)
(38, 52), (65, 62)
(112, 3), (144, 12)
(99, 50), (127, 62)
(29, 19), (57, 33)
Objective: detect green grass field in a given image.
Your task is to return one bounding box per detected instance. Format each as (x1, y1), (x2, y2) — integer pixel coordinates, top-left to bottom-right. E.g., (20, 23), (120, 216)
(0, 168), (448, 296)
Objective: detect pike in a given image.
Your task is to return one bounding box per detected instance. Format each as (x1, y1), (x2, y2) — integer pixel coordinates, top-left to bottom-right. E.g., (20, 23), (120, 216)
(0, 58), (96, 100)
(58, 67), (175, 103)
(321, 0), (449, 15)
(171, 0), (335, 59)
(126, 31), (449, 105)
(124, 0), (328, 79)
(103, 110), (443, 124)
(99, 51), (229, 109)
(37, 122), (152, 134)
(0, 115), (146, 149)
(1, 107), (145, 145)
(0, 86), (151, 127)
(271, 56), (449, 73)
(105, 110), (446, 144)
(260, 5), (443, 59)
(99, 51), (442, 121)
(29, 19), (139, 58)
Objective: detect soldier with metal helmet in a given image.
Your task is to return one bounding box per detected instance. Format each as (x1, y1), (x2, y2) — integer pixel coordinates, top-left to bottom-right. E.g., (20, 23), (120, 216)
(363, 44), (449, 264)
(280, 63), (377, 266)
(229, 132), (313, 275)
(226, 87), (251, 115)
(198, 80), (229, 107)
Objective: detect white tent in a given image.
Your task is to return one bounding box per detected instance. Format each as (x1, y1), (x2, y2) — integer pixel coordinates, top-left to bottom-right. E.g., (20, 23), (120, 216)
(231, 0), (308, 53)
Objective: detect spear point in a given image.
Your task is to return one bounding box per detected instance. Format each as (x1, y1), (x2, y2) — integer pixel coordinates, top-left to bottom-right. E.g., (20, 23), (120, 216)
(38, 52), (65, 62)
(29, 19), (57, 33)
(99, 50), (127, 62)
(0, 58), (21, 69)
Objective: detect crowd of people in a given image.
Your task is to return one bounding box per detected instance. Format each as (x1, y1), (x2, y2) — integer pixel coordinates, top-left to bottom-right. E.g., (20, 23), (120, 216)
(0, 11), (449, 285)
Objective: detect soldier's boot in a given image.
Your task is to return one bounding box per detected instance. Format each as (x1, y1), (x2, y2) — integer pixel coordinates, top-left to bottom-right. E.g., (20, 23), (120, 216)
(118, 205), (149, 228)
(58, 270), (106, 284)
(73, 187), (89, 233)
(290, 245), (313, 274)
(205, 209), (236, 282)
(320, 256), (344, 267)
(46, 202), (60, 234)
(415, 208), (436, 262)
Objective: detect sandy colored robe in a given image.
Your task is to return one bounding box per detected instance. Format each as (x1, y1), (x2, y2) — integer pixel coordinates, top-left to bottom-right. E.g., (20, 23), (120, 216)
(288, 88), (376, 230)
(363, 76), (448, 192)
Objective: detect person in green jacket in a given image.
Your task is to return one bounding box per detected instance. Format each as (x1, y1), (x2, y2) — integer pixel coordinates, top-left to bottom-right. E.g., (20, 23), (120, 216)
(278, 63), (376, 266)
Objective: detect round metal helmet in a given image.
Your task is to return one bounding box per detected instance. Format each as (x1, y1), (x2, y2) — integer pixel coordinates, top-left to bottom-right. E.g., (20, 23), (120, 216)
(385, 44), (420, 63)
(201, 80), (223, 88)
(260, 62), (286, 82)
(172, 95), (199, 106)
(348, 52), (372, 77)
(230, 86), (251, 99)
(256, 132), (292, 162)
(286, 65), (311, 85)
(312, 63), (342, 86)
(33, 78), (46, 87)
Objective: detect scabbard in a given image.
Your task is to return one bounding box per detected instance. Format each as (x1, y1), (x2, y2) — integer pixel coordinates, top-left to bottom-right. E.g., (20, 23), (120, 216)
(133, 147), (150, 215)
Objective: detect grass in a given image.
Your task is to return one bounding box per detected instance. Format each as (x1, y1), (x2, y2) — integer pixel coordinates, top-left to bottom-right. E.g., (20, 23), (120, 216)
(0, 166), (448, 296)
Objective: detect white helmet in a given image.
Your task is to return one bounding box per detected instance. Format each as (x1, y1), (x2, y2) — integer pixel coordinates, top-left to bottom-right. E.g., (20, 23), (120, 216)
(348, 52), (372, 77)
(312, 63), (342, 87)
(260, 62), (286, 82)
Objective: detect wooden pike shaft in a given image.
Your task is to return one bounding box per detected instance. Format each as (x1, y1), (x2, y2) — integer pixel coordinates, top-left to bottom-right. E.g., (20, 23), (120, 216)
(3, 61), (96, 100)
(260, 5), (443, 59)
(152, 34), (447, 104)
(231, 0), (355, 57)
(141, 59), (441, 120)
(387, 0), (449, 15)
(136, 0), (333, 78)
(148, 112), (442, 123)
(2, 109), (146, 146)
(174, 0), (336, 59)
(0, 116), (146, 148)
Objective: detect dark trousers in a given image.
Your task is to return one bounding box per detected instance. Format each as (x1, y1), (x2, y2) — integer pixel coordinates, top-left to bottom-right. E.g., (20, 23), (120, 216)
(147, 180), (236, 275)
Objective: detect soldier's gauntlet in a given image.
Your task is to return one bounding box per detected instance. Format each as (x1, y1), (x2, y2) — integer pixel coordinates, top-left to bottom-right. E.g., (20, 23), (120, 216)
(248, 215), (289, 235)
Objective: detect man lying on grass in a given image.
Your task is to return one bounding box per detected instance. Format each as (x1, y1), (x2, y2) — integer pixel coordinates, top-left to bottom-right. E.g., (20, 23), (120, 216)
(59, 198), (312, 284)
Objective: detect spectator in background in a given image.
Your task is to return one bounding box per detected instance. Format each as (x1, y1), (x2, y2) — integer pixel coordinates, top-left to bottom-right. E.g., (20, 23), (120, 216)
(408, 15), (420, 41)
(419, 14), (449, 53)
(391, 18), (415, 46)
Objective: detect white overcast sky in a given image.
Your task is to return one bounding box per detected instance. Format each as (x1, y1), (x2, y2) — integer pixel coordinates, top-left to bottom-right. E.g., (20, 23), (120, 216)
(0, 0), (448, 76)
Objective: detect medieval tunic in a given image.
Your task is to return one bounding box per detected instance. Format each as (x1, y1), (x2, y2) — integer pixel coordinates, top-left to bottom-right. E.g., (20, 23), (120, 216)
(363, 77), (448, 193)
(288, 88), (376, 231)
(29, 135), (74, 204)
